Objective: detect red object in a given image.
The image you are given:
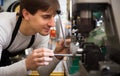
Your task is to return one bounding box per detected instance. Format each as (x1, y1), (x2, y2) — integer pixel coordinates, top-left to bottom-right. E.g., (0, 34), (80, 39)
(50, 29), (56, 38)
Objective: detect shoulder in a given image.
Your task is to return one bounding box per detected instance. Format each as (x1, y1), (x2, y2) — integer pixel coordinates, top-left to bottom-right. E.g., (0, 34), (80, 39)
(0, 12), (17, 33)
(0, 12), (16, 19)
(0, 12), (17, 27)
(0, 12), (17, 48)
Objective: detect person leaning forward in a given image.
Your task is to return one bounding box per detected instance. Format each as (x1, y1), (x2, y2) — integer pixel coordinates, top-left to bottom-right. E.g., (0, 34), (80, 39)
(0, 0), (70, 76)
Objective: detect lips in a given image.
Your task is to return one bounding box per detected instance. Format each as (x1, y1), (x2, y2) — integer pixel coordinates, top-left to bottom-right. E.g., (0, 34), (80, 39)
(44, 27), (50, 32)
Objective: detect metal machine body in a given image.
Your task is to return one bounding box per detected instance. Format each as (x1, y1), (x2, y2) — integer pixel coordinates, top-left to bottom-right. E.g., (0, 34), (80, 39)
(65, 0), (120, 76)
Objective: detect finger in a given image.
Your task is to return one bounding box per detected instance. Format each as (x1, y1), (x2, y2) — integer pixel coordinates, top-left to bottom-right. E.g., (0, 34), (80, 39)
(37, 62), (50, 66)
(34, 48), (54, 57)
(56, 39), (64, 45)
(65, 39), (71, 44)
(37, 52), (54, 57)
(42, 48), (54, 54)
(34, 48), (54, 53)
(57, 39), (71, 48)
(35, 57), (53, 63)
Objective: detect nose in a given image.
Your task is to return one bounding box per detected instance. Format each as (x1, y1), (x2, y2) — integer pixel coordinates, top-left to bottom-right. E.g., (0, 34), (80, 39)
(48, 17), (55, 27)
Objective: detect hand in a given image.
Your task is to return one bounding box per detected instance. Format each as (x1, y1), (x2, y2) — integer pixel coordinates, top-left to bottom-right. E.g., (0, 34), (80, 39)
(54, 39), (71, 60)
(25, 48), (54, 70)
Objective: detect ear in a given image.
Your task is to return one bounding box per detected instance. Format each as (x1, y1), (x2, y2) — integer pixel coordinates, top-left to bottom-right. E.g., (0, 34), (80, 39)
(22, 9), (30, 20)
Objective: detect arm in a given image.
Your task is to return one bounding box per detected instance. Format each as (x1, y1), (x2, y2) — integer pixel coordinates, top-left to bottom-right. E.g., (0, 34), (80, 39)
(0, 26), (54, 76)
(0, 59), (27, 76)
(37, 39), (71, 76)
(37, 57), (60, 76)
(0, 22), (28, 76)
(0, 35), (28, 76)
(0, 44), (54, 76)
(34, 34), (60, 75)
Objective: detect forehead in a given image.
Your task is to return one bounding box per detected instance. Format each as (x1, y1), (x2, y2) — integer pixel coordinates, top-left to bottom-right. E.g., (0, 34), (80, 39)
(35, 10), (55, 16)
(36, 8), (57, 15)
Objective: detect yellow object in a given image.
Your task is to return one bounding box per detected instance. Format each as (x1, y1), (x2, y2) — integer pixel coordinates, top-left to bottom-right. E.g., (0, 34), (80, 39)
(14, 5), (20, 13)
(29, 71), (64, 76)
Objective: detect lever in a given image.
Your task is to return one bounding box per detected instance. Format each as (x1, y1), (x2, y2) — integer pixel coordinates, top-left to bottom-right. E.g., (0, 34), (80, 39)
(54, 54), (82, 57)
(56, 10), (69, 48)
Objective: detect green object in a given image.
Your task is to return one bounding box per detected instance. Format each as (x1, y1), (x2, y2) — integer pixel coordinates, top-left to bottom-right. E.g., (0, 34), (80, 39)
(101, 46), (107, 56)
(93, 12), (102, 19)
(86, 24), (107, 47)
(69, 57), (80, 75)
(69, 66), (80, 74)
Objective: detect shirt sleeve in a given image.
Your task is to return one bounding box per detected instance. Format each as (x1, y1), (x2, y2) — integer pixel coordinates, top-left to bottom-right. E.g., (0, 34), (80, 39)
(34, 34), (60, 75)
(0, 59), (28, 76)
(37, 57), (60, 76)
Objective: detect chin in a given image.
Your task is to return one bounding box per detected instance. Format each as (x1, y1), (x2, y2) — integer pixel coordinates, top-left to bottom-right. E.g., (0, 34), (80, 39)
(40, 32), (49, 36)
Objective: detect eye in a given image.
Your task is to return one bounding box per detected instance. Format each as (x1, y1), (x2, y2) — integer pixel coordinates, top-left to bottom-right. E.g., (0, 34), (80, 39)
(42, 15), (51, 19)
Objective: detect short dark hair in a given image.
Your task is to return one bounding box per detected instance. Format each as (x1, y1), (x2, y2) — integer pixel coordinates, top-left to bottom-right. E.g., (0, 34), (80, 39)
(19, 0), (60, 16)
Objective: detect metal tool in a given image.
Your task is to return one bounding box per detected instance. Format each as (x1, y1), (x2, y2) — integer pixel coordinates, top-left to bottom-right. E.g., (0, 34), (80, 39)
(54, 54), (82, 57)
(56, 10), (69, 48)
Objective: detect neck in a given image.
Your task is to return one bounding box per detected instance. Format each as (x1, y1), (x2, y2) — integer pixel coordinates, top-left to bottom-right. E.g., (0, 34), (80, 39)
(19, 18), (36, 36)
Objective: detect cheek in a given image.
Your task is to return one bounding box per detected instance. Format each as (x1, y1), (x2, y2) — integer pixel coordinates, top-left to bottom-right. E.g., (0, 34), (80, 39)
(34, 21), (45, 30)
(30, 18), (42, 26)
(36, 20), (48, 28)
(29, 17), (48, 30)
